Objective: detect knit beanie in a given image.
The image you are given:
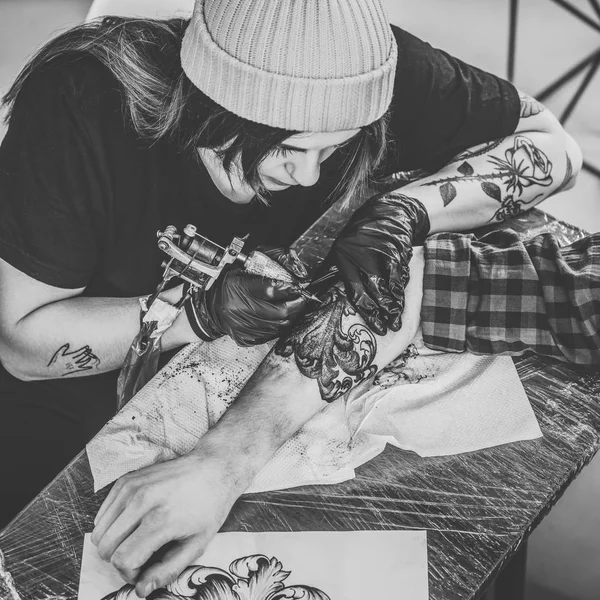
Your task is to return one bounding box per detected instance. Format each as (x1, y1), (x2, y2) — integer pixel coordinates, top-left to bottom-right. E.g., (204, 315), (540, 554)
(180, 0), (397, 132)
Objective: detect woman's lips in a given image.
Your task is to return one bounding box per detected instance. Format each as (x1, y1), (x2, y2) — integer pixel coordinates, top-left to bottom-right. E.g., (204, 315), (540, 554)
(266, 175), (293, 187)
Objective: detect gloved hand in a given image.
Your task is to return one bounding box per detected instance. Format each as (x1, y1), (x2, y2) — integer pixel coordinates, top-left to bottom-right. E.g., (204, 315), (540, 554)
(257, 246), (309, 283)
(185, 268), (307, 347)
(329, 192), (430, 336)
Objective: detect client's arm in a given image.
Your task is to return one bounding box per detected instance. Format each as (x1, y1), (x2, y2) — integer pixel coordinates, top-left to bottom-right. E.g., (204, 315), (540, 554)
(421, 229), (600, 364)
(91, 249), (425, 597)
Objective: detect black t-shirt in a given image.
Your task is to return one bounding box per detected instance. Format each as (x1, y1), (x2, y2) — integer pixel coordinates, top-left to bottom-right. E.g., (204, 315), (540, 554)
(0, 24), (520, 426)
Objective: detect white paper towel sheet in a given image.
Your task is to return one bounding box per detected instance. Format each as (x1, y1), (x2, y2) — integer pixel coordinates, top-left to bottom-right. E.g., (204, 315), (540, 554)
(87, 328), (542, 493)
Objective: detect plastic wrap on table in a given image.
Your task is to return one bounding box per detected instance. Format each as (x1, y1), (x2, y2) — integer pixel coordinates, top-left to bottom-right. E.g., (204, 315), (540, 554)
(1, 208), (600, 600)
(474, 207), (588, 246)
(116, 298), (183, 411)
(2, 354), (600, 600)
(115, 323), (161, 412)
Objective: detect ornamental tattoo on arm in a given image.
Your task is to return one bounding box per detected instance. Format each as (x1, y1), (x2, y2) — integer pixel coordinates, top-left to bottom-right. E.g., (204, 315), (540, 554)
(275, 287), (378, 402)
(422, 135), (554, 221)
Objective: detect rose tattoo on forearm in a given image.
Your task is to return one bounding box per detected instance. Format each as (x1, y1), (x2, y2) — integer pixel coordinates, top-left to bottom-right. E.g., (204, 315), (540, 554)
(422, 135), (554, 221)
(487, 136), (553, 193)
(275, 287), (378, 402)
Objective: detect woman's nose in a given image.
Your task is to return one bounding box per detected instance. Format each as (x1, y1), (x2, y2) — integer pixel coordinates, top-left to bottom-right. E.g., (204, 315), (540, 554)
(287, 152), (321, 187)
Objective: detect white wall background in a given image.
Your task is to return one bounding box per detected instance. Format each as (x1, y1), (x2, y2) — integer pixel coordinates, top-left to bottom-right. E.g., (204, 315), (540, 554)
(0, 1), (599, 598)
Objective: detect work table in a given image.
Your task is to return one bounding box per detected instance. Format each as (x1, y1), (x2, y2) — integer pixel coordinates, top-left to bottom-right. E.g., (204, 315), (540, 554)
(1, 209), (599, 600)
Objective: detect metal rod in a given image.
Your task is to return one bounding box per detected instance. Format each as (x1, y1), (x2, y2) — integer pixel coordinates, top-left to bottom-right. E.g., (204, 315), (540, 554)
(583, 161), (600, 179)
(548, 0), (600, 33)
(536, 48), (600, 101)
(560, 54), (600, 123)
(589, 0), (600, 22)
(508, 0), (519, 82)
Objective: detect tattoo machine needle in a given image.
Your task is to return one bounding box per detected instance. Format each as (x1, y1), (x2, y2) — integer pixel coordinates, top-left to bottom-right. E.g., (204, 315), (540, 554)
(239, 249), (323, 304)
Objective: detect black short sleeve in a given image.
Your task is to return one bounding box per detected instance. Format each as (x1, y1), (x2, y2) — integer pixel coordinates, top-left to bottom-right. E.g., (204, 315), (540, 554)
(0, 58), (110, 288)
(386, 26), (520, 172)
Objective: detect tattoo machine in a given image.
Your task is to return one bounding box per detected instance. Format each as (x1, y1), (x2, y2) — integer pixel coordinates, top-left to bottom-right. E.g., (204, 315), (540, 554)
(117, 224), (318, 411)
(154, 224), (319, 302)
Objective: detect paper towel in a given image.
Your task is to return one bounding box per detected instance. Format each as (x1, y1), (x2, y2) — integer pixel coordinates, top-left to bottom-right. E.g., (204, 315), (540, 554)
(87, 331), (542, 493)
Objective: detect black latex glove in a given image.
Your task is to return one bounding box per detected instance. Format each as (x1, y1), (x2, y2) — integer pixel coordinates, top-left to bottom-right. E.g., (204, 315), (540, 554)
(258, 246), (310, 283)
(329, 192), (430, 336)
(185, 268), (307, 347)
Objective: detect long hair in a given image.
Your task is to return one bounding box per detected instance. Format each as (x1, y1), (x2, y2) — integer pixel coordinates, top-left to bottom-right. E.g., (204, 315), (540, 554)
(3, 17), (390, 206)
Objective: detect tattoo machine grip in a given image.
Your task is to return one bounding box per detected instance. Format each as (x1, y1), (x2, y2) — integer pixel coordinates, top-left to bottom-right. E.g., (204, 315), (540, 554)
(240, 251), (320, 303)
(240, 251), (297, 283)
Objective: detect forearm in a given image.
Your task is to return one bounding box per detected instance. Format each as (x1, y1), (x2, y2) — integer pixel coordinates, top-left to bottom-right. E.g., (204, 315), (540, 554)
(1, 287), (192, 381)
(401, 100), (582, 234)
(189, 249), (425, 487)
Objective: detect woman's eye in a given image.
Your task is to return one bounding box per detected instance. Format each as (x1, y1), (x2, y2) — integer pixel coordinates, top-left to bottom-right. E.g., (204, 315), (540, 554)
(273, 146), (293, 158)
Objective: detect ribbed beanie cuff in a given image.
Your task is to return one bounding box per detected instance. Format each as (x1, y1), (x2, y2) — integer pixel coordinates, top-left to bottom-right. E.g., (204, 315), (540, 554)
(181, 0), (397, 132)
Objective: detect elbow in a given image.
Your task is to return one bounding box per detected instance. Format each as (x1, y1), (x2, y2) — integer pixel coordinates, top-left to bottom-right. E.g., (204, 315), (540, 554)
(538, 110), (583, 192)
(519, 105), (583, 184)
(0, 357), (32, 382)
(0, 338), (38, 382)
(562, 131), (583, 191)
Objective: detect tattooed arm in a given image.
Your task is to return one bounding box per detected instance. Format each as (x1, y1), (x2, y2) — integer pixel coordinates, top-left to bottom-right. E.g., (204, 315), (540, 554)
(403, 91), (582, 234)
(91, 250), (425, 596)
(0, 257), (197, 380)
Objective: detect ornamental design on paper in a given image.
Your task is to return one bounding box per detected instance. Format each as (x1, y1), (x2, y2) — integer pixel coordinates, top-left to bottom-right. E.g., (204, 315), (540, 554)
(101, 554), (330, 600)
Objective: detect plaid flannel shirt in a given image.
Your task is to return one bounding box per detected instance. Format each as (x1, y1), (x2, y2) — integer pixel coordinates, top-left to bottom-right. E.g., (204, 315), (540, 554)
(421, 229), (600, 366)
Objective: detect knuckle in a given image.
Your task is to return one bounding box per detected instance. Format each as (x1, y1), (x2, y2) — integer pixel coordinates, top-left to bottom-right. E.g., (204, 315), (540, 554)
(96, 544), (111, 562)
(149, 506), (170, 526)
(159, 567), (182, 588)
(110, 551), (131, 573)
(111, 557), (140, 584)
(130, 487), (149, 508)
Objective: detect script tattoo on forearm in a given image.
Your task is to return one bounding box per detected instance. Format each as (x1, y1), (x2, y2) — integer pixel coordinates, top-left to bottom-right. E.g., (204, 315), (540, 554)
(275, 287), (378, 402)
(48, 343), (101, 376)
(518, 90), (545, 118)
(422, 135), (554, 220)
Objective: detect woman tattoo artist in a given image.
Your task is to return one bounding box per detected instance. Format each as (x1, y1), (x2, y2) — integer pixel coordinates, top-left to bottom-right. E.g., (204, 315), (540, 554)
(0, 0), (581, 584)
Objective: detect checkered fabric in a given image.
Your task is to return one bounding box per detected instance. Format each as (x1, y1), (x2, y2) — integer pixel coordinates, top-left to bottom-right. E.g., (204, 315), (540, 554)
(421, 229), (600, 365)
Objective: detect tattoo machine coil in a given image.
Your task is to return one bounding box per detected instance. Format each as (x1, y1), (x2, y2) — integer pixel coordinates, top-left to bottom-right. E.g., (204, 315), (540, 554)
(156, 224), (303, 291)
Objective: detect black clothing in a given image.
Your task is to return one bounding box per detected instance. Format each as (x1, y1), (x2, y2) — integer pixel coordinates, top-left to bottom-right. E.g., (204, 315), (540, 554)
(0, 24), (519, 526)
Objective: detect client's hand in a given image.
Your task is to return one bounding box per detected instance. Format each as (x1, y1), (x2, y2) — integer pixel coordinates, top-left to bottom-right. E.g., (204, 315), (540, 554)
(185, 268), (307, 347)
(91, 450), (241, 598)
(329, 192), (430, 336)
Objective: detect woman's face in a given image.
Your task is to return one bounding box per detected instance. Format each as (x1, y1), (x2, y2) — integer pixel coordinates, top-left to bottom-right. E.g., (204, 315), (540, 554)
(258, 129), (361, 191)
(203, 129), (361, 204)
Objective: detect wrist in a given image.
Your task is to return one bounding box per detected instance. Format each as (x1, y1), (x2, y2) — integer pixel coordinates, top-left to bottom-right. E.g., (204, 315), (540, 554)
(188, 423), (263, 492)
(186, 289), (224, 342)
(398, 194), (430, 245)
(150, 285), (200, 347)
